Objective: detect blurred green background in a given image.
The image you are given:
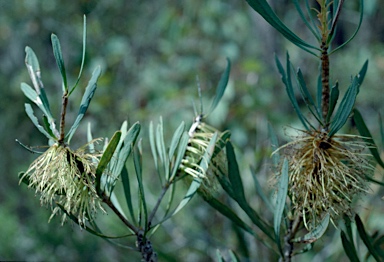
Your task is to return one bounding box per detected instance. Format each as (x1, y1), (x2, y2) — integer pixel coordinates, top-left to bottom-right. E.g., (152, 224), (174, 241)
(1, 0), (383, 261)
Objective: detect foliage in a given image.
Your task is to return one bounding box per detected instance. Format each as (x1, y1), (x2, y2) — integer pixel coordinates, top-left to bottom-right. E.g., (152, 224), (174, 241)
(1, 0), (384, 261)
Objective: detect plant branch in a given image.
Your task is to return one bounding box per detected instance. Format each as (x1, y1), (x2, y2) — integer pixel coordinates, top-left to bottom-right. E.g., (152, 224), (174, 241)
(147, 182), (170, 227)
(58, 91), (68, 144)
(103, 194), (139, 235)
(321, 41), (330, 125)
(281, 216), (302, 262)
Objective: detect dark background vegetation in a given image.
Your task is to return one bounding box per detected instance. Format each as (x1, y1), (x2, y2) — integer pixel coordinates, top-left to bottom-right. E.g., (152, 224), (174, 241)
(0, 0), (383, 261)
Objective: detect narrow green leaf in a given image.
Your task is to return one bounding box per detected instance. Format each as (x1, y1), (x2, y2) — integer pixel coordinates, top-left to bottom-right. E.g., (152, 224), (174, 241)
(121, 165), (136, 225)
(96, 131), (122, 195)
(226, 142), (246, 203)
(292, 0), (320, 41)
(353, 109), (384, 168)
(296, 68), (322, 122)
(216, 171), (235, 200)
(245, 0), (319, 55)
(341, 231), (360, 262)
(168, 121), (185, 160)
(343, 214), (360, 258)
(356, 60), (368, 90)
(149, 121), (158, 171)
(66, 66), (101, 143)
(163, 133), (218, 221)
(268, 122), (280, 170)
(228, 250), (240, 262)
(69, 15), (87, 95)
(328, 77), (359, 137)
(133, 141), (147, 230)
(42, 115), (56, 139)
(275, 54), (311, 130)
(226, 142), (274, 241)
(16, 140), (44, 154)
(21, 83), (58, 137)
(274, 158), (289, 256)
(51, 34), (68, 91)
(208, 58), (231, 115)
(355, 214), (382, 262)
(156, 117), (169, 178)
(24, 47), (52, 120)
(216, 250), (225, 262)
(113, 122), (141, 177)
(326, 82), (339, 123)
(330, 0), (364, 54)
(292, 213), (330, 243)
(201, 195), (254, 236)
(169, 132), (189, 181)
(24, 103), (55, 140)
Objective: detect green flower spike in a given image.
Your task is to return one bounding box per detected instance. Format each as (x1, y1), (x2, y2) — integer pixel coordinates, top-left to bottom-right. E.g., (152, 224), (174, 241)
(180, 115), (230, 196)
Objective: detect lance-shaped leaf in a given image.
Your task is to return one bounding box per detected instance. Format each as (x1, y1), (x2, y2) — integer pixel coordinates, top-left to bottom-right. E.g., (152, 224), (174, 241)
(226, 142), (246, 203)
(24, 47), (53, 121)
(133, 141), (148, 229)
(121, 165), (137, 225)
(328, 76), (359, 137)
(292, 213), (330, 243)
(207, 58), (231, 115)
(96, 131), (121, 195)
(66, 66), (101, 143)
(355, 214), (383, 261)
(326, 82), (339, 123)
(330, 0), (364, 54)
(70, 15), (87, 95)
(296, 68), (322, 123)
(226, 141), (274, 241)
(274, 158), (289, 256)
(169, 132), (189, 181)
(156, 117), (168, 177)
(149, 121), (158, 171)
(353, 109), (384, 169)
(292, 0), (320, 41)
(341, 231), (360, 262)
(168, 121), (185, 161)
(245, 0), (319, 55)
(24, 103), (55, 140)
(275, 54), (312, 130)
(113, 122), (141, 178)
(342, 215), (360, 260)
(268, 122), (280, 170)
(51, 34), (68, 92)
(356, 60), (368, 92)
(158, 133), (218, 225)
